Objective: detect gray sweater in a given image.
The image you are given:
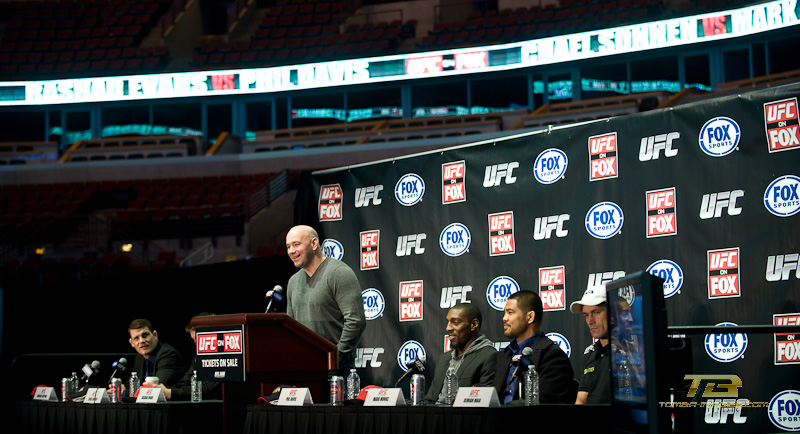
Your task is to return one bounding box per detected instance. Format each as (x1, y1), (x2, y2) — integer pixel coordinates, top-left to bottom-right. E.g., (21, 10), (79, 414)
(424, 334), (496, 404)
(287, 258), (367, 367)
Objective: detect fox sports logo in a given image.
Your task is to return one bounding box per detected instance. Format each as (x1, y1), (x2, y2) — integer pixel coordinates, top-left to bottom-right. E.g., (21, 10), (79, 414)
(486, 276), (520, 311)
(533, 148), (568, 184)
(646, 260), (684, 298)
(768, 390), (800, 431)
(439, 223), (471, 257)
(395, 173), (425, 206)
(704, 322), (748, 363)
(397, 340), (426, 371)
(321, 239), (344, 260)
(764, 175), (800, 217)
(361, 288), (385, 320)
(546, 332), (571, 358)
(698, 117), (740, 157)
(585, 202), (624, 239)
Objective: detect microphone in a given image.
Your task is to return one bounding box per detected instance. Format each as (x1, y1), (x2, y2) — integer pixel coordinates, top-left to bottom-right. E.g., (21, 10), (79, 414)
(81, 360), (100, 381)
(265, 285), (284, 313)
(107, 357), (127, 384)
(394, 356), (426, 387)
(507, 347), (533, 388)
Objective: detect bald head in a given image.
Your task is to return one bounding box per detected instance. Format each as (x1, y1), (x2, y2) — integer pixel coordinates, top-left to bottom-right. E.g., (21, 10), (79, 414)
(286, 225), (324, 274)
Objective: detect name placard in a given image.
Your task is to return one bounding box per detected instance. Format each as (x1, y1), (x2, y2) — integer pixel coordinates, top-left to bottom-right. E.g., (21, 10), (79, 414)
(363, 388), (406, 406)
(453, 387), (500, 407)
(32, 386), (58, 401)
(136, 387), (167, 403)
(84, 388), (111, 404)
(277, 388), (313, 406)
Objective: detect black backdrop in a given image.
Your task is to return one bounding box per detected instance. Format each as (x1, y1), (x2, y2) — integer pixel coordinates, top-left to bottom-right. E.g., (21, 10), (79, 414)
(307, 84), (800, 432)
(4, 84), (799, 433)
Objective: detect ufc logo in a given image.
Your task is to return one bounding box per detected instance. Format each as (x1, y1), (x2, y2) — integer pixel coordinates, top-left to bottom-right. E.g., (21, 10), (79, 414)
(440, 286), (472, 308)
(699, 190), (744, 219)
(533, 214), (569, 240)
(483, 162), (519, 187)
(354, 348), (384, 368)
(396, 234), (426, 256)
(354, 185), (383, 207)
(587, 271), (625, 289)
(766, 254), (800, 281)
(639, 132), (680, 161)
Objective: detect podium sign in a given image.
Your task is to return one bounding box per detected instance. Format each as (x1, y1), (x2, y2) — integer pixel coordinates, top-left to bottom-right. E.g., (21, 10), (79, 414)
(195, 326), (246, 382)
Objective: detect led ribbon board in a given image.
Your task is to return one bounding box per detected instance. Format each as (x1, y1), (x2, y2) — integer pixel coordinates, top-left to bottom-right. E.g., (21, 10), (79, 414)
(0, 0), (797, 106)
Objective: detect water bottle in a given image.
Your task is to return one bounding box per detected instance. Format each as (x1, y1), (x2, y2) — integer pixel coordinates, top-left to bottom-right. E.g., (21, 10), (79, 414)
(525, 365), (539, 405)
(617, 357), (633, 402)
(346, 368), (361, 400)
(129, 372), (140, 397)
(70, 372), (79, 396)
(191, 370), (202, 403)
(444, 366), (458, 405)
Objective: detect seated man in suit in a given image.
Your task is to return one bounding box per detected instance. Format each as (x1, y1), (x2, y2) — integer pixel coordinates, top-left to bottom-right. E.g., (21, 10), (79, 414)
(127, 318), (185, 388)
(424, 303), (496, 404)
(493, 290), (576, 404)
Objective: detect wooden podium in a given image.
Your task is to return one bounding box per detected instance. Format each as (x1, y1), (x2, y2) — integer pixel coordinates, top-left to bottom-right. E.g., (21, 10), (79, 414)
(191, 313), (337, 433)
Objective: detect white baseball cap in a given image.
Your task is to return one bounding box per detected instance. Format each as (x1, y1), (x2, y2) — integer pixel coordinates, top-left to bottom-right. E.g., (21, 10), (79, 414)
(569, 285), (607, 314)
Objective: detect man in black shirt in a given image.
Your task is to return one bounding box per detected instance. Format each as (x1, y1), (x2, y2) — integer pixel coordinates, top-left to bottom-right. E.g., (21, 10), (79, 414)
(570, 286), (611, 404)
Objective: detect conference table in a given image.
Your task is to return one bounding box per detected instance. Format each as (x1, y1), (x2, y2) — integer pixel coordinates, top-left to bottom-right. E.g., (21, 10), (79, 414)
(16, 399), (612, 434)
(243, 403), (613, 434)
(15, 400), (223, 434)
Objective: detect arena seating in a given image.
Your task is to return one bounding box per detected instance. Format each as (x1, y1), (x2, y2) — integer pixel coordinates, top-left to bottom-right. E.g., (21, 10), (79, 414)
(518, 91), (671, 127)
(0, 0), (170, 79)
(0, 141), (59, 165)
(60, 134), (202, 162)
(242, 110), (526, 152)
(0, 171), (291, 286)
(0, 0), (768, 80)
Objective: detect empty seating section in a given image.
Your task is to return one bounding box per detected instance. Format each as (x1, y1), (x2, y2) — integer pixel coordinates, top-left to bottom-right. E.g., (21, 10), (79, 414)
(520, 91), (671, 127)
(417, 0), (662, 50)
(115, 174), (272, 222)
(0, 182), (90, 229)
(0, 141), (59, 165)
(659, 68), (800, 107)
(0, 173), (282, 283)
(191, 1), (415, 70)
(0, 0), (170, 79)
(63, 135), (201, 162)
(242, 111), (523, 152)
(0, 0), (766, 79)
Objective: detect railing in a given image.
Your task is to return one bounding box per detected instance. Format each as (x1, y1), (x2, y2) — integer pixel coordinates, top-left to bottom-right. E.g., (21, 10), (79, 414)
(162, 0), (189, 37)
(227, 0), (252, 34)
(180, 241), (214, 267)
(345, 8), (403, 28)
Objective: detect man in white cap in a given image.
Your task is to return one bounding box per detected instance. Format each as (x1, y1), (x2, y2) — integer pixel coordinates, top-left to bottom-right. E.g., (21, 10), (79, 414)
(570, 286), (611, 404)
